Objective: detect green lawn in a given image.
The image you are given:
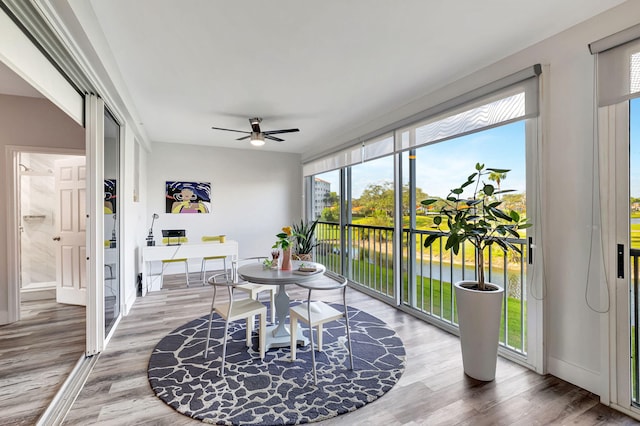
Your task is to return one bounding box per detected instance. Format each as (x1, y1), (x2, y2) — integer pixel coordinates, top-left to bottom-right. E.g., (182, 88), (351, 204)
(632, 223), (640, 249)
(317, 251), (526, 352)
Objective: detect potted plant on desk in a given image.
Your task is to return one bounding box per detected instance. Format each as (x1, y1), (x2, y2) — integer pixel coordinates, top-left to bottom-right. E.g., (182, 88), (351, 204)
(421, 163), (530, 381)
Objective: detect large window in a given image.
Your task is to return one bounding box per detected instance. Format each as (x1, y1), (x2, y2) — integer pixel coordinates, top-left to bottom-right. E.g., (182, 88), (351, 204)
(348, 155), (395, 297)
(403, 121), (528, 353)
(312, 170), (341, 272)
(304, 65), (540, 365)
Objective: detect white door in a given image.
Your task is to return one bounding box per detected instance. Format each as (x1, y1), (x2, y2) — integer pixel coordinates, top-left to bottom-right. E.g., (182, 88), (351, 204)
(54, 156), (87, 305)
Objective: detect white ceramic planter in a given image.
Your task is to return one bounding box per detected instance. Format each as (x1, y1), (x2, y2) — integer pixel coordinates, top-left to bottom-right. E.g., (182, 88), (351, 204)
(454, 280), (504, 381)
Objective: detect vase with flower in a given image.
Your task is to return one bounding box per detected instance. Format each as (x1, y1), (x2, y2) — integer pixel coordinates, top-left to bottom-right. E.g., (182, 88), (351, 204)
(273, 226), (293, 270)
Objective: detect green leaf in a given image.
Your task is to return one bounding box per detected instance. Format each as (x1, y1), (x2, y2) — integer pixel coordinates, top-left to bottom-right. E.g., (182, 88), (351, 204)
(494, 189), (516, 195)
(423, 234), (440, 248)
(483, 184), (495, 196)
(461, 179), (474, 189)
(486, 168), (510, 173)
(445, 234), (458, 251)
(433, 216), (442, 225)
(421, 198), (438, 206)
(493, 239), (509, 251)
(489, 207), (513, 221)
(452, 188), (463, 195)
(475, 163), (484, 171)
(505, 227), (521, 238)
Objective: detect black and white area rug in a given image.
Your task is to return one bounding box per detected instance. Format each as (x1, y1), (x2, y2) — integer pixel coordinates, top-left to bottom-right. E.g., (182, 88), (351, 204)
(147, 303), (405, 425)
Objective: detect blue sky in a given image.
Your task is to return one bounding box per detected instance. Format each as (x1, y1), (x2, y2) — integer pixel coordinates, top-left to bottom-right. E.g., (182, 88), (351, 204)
(316, 121), (526, 199)
(318, 100), (640, 204)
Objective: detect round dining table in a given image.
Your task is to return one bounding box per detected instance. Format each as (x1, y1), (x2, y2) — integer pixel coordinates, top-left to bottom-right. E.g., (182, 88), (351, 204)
(237, 260), (326, 350)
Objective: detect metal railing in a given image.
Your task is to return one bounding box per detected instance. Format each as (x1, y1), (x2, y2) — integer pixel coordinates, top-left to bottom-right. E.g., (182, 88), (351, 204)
(315, 220), (528, 355)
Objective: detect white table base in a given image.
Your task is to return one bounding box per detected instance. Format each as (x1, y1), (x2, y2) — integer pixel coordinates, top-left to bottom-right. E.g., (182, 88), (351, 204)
(264, 285), (309, 350)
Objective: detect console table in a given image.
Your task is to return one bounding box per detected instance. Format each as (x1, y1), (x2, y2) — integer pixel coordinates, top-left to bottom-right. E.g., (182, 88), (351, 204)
(142, 240), (238, 293)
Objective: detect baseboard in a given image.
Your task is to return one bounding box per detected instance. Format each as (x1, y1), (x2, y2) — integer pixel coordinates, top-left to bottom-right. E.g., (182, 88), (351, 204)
(21, 289), (55, 301)
(123, 285), (137, 315)
(36, 353), (99, 425)
(547, 355), (601, 395)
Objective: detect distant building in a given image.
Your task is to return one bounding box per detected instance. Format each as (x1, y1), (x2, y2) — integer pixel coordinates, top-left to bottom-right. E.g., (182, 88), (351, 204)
(314, 177), (331, 218)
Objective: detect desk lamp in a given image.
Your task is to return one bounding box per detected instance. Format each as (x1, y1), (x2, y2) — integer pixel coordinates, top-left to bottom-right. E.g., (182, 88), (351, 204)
(146, 213), (159, 246)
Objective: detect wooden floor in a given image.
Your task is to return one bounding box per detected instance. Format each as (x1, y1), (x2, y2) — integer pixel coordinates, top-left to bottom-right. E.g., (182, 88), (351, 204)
(0, 294), (85, 425)
(4, 274), (640, 425)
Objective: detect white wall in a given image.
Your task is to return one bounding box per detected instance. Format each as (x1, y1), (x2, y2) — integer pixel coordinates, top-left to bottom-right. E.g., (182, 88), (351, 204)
(119, 126), (145, 313)
(145, 142), (302, 273)
(0, 94), (85, 323)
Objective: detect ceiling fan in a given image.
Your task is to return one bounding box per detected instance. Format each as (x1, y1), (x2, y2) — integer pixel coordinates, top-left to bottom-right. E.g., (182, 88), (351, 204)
(211, 117), (300, 146)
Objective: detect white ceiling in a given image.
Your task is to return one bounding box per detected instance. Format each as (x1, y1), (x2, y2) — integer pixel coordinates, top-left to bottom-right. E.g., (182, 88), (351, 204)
(2, 0), (629, 156)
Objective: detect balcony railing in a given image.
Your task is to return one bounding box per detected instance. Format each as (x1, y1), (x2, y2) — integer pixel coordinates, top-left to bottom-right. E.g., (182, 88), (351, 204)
(315, 220), (528, 355)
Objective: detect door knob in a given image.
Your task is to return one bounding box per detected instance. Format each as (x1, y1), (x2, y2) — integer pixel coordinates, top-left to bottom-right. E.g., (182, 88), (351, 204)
(53, 236), (61, 241)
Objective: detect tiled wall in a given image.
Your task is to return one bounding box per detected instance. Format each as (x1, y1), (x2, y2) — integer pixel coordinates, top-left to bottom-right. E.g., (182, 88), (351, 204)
(19, 153), (57, 288)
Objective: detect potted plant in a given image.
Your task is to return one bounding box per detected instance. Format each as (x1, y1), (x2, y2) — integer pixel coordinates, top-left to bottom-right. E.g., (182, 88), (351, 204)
(291, 218), (319, 262)
(421, 163), (530, 381)
(273, 226), (293, 270)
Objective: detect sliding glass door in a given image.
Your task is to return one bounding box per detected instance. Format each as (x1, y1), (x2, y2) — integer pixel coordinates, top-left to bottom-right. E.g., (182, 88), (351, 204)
(85, 95), (123, 354)
(103, 109), (120, 336)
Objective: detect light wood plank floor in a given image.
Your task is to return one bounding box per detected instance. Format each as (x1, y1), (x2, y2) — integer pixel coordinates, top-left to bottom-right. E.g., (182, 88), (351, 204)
(0, 295), (85, 425)
(14, 273), (640, 425)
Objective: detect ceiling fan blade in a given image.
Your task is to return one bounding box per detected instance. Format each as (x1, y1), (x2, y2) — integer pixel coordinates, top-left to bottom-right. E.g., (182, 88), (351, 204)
(265, 135), (284, 142)
(263, 128), (300, 135)
(211, 126), (250, 134)
(236, 135), (251, 141)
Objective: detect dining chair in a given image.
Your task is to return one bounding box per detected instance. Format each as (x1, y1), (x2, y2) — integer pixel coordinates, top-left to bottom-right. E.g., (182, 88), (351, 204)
(289, 271), (353, 385)
(160, 237), (189, 287)
(204, 272), (266, 377)
(233, 257), (276, 324)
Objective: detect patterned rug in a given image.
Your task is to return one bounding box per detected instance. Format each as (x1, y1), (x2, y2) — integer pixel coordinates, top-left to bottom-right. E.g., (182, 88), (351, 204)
(147, 302), (405, 425)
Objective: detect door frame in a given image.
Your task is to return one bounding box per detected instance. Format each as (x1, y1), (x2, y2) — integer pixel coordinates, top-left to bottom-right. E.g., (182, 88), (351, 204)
(5, 145), (85, 322)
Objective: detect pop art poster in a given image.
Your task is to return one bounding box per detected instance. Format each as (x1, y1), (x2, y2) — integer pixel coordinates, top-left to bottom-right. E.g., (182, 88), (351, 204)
(166, 181), (211, 213)
(104, 179), (116, 214)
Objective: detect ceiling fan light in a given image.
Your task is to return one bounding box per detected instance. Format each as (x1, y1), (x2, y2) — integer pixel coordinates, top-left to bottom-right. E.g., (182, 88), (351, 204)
(250, 133), (265, 146)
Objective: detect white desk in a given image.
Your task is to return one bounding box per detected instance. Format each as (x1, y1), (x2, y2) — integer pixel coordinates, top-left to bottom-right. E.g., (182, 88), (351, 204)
(143, 240), (238, 292)
(238, 260), (325, 350)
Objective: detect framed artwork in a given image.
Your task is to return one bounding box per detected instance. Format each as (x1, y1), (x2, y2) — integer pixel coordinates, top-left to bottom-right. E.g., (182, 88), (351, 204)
(104, 179), (116, 214)
(166, 181), (211, 213)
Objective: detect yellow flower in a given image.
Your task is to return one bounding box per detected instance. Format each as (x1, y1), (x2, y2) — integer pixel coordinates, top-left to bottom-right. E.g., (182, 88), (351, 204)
(273, 226), (294, 250)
